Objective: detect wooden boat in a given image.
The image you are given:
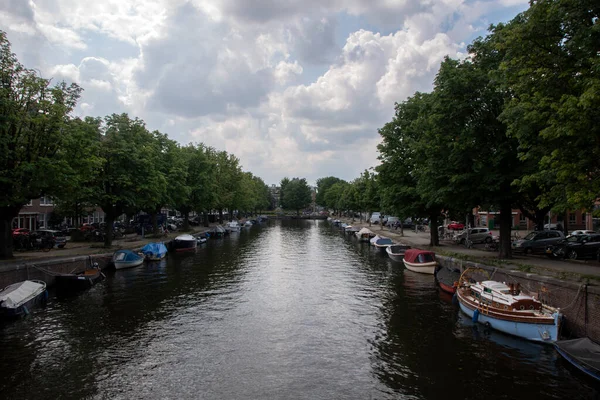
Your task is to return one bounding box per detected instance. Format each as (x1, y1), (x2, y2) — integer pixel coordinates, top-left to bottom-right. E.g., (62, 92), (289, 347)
(356, 227), (376, 242)
(385, 244), (411, 262)
(372, 236), (394, 252)
(555, 337), (600, 382)
(0, 280), (47, 318)
(435, 266), (460, 294)
(112, 250), (144, 270)
(402, 249), (437, 274)
(140, 242), (168, 261)
(55, 267), (104, 293)
(456, 268), (562, 343)
(168, 234), (198, 252)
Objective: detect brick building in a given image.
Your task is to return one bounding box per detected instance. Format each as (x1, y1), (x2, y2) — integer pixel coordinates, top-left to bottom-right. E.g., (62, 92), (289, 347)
(13, 197), (105, 231)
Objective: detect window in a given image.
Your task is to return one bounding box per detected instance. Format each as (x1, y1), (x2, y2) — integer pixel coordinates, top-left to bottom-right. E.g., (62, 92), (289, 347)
(569, 213), (576, 224)
(519, 214), (526, 222)
(38, 213), (46, 228)
(25, 200), (32, 206)
(581, 213), (586, 223)
(40, 196), (53, 206)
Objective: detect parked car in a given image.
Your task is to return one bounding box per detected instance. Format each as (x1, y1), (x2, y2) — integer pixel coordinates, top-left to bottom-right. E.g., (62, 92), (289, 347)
(456, 228), (493, 244)
(35, 229), (67, 248)
(544, 223), (564, 231)
(370, 212), (381, 224)
(569, 230), (596, 236)
(12, 228), (31, 238)
(512, 230), (565, 254)
(546, 233), (600, 260)
(386, 216), (400, 227)
(447, 221), (465, 231)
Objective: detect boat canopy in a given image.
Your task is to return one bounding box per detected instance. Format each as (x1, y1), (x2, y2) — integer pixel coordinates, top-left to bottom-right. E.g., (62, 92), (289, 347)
(555, 337), (600, 378)
(357, 228), (374, 236)
(404, 249), (436, 264)
(375, 238), (394, 246)
(141, 242), (168, 257)
(0, 280), (45, 309)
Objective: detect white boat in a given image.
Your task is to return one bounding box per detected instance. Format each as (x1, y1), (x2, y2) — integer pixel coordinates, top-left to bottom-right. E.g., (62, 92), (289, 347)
(112, 250), (144, 269)
(356, 227), (376, 242)
(0, 280), (47, 318)
(226, 221), (241, 232)
(386, 244), (411, 262)
(402, 249), (437, 274)
(169, 234), (198, 252)
(456, 269), (561, 343)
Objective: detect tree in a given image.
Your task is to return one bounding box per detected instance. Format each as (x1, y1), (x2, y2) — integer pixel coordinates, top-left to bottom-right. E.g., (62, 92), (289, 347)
(324, 181), (347, 216)
(315, 176), (344, 208)
(499, 0), (600, 212)
(0, 31), (82, 258)
(281, 177), (312, 215)
(213, 150), (242, 222)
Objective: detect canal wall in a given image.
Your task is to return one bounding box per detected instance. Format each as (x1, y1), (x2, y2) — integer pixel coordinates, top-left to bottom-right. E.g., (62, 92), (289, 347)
(437, 255), (600, 343)
(0, 254), (113, 288)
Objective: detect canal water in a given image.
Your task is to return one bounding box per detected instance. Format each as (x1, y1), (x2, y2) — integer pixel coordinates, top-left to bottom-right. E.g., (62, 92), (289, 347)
(0, 220), (598, 399)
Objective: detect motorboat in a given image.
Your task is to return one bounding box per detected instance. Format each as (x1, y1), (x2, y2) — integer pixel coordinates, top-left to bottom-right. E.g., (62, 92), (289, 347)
(456, 268), (562, 343)
(372, 236), (394, 252)
(385, 244), (411, 262)
(355, 227), (376, 242)
(140, 242), (168, 261)
(226, 221), (241, 232)
(0, 280), (47, 318)
(402, 249), (437, 274)
(168, 234), (198, 252)
(112, 250), (144, 269)
(554, 337), (600, 382)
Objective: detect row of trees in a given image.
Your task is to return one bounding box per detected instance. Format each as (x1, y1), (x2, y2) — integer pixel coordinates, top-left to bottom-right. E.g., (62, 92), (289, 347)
(316, 0), (599, 259)
(0, 31), (271, 258)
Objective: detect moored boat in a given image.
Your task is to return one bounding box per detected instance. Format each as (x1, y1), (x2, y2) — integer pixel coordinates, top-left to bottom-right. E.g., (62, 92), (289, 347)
(0, 280), (48, 318)
(112, 250), (144, 270)
(140, 242), (168, 261)
(356, 227), (376, 242)
(385, 244), (411, 262)
(55, 267), (104, 293)
(226, 221), (241, 232)
(402, 249), (437, 274)
(554, 337), (600, 382)
(168, 234), (198, 252)
(456, 268), (562, 343)
(435, 266), (460, 294)
(372, 236), (394, 252)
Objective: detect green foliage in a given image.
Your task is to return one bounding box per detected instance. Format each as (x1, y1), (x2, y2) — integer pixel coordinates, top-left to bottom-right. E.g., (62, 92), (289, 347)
(281, 177), (312, 214)
(315, 176), (345, 207)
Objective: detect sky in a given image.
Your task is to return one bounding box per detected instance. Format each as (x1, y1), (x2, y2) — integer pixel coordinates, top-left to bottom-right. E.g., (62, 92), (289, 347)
(2, 0), (529, 186)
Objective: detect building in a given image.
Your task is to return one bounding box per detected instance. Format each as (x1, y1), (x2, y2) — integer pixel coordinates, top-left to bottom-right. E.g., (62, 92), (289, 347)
(13, 197), (105, 231)
(475, 208), (594, 231)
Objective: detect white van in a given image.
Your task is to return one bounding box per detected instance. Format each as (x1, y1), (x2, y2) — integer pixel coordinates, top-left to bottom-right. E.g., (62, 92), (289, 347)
(370, 212), (382, 224)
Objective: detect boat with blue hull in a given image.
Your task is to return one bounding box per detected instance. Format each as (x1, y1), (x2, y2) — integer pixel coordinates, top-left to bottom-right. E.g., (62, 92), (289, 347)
(456, 272), (561, 343)
(0, 280), (48, 318)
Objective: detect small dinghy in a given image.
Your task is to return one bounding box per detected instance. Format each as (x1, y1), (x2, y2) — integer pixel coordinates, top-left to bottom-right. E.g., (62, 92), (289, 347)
(0, 280), (47, 318)
(112, 250), (144, 270)
(55, 265), (104, 294)
(385, 244), (411, 262)
(168, 234), (198, 252)
(402, 249), (437, 274)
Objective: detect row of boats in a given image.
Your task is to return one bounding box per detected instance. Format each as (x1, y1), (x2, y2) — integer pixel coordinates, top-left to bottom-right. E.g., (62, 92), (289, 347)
(330, 219), (600, 383)
(0, 220), (265, 319)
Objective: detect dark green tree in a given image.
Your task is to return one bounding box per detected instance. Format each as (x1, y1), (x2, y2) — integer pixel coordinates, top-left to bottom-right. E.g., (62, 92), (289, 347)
(281, 177), (312, 215)
(315, 176), (344, 208)
(0, 31), (82, 258)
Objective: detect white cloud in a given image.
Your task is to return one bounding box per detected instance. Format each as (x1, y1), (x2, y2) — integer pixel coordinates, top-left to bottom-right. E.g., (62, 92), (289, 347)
(1, 0), (529, 185)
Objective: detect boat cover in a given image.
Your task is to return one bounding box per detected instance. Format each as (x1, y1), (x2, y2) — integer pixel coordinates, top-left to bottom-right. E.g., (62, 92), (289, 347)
(404, 249), (436, 264)
(555, 337), (600, 375)
(357, 228), (374, 236)
(174, 234), (196, 241)
(113, 250), (143, 262)
(388, 244), (411, 253)
(0, 280), (45, 309)
(141, 242), (168, 257)
(374, 238), (394, 246)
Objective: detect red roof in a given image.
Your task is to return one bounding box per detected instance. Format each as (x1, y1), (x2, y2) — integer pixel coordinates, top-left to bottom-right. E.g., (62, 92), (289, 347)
(404, 248), (436, 264)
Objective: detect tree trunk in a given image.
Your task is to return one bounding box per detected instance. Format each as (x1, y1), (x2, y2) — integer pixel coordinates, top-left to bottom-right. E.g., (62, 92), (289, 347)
(498, 201), (513, 259)
(151, 211), (158, 234)
(104, 212), (115, 248)
(203, 211), (209, 227)
(182, 211), (190, 231)
(429, 212), (439, 246)
(563, 212), (569, 236)
(0, 206), (20, 259)
(218, 209), (223, 224)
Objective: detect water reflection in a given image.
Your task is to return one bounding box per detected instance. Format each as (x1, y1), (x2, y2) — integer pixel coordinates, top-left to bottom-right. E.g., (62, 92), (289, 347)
(0, 220), (597, 399)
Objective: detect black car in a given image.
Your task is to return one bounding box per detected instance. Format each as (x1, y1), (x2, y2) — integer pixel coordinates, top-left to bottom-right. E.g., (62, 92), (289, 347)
(546, 233), (600, 260)
(35, 229), (67, 248)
